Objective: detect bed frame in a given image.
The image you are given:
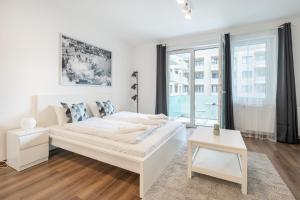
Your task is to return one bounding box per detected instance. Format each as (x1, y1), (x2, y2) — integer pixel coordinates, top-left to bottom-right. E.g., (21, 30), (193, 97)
(34, 94), (186, 198)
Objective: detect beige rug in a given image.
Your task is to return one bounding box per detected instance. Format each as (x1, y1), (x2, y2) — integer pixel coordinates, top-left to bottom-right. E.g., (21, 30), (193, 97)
(144, 143), (295, 200)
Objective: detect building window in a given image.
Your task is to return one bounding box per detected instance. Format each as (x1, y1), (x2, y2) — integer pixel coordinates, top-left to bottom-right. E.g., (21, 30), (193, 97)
(255, 51), (266, 66)
(242, 71), (252, 79)
(211, 56), (218, 65)
(242, 56), (253, 65)
(174, 84), (178, 93)
(169, 85), (173, 93)
(183, 85), (189, 93)
(211, 85), (218, 93)
(195, 85), (204, 93)
(241, 85), (252, 93)
(195, 71), (204, 79)
(195, 57), (204, 66)
(211, 71), (218, 79)
(254, 68), (266, 77)
(183, 72), (189, 79)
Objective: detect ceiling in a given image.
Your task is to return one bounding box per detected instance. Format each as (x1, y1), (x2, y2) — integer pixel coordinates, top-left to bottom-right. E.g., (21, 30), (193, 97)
(52, 0), (300, 45)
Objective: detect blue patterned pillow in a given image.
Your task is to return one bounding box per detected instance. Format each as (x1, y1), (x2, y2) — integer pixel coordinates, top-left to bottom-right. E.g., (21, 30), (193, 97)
(96, 100), (115, 117)
(61, 102), (89, 122)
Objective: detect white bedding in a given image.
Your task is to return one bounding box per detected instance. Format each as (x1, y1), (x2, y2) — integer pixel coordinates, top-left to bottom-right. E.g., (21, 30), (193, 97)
(49, 121), (184, 158)
(63, 117), (157, 144)
(104, 111), (168, 126)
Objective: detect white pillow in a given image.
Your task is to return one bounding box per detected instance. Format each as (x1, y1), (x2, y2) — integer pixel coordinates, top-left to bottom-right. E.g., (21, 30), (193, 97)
(52, 105), (69, 126)
(87, 102), (100, 117)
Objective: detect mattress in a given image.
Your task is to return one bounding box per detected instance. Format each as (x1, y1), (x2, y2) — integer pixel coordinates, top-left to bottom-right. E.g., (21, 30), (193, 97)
(49, 121), (184, 158)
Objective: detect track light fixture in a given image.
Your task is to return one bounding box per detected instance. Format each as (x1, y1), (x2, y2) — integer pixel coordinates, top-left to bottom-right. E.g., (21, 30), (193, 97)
(131, 83), (138, 90)
(177, 0), (192, 20)
(131, 71), (138, 78)
(131, 94), (138, 101)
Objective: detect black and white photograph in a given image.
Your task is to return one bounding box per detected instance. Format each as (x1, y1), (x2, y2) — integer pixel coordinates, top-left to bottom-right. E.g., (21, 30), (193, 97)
(61, 35), (112, 86)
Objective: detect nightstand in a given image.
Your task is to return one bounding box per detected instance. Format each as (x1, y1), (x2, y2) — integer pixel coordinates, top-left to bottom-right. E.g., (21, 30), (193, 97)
(6, 128), (49, 171)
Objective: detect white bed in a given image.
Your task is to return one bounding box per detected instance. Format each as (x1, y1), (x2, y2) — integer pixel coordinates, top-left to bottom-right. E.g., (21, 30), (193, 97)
(34, 94), (186, 198)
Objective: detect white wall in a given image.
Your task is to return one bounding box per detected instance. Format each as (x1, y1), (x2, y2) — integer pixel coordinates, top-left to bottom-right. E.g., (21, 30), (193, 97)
(134, 43), (157, 114)
(0, 0), (135, 160)
(134, 16), (300, 114)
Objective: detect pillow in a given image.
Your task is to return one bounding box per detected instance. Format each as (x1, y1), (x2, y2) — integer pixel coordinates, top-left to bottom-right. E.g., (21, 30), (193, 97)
(87, 102), (100, 117)
(52, 106), (69, 126)
(61, 102), (90, 122)
(96, 100), (115, 117)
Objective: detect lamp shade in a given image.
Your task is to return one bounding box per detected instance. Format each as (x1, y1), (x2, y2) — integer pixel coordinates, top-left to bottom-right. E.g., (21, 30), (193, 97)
(131, 83), (138, 90)
(131, 95), (138, 101)
(131, 71), (138, 77)
(20, 117), (37, 130)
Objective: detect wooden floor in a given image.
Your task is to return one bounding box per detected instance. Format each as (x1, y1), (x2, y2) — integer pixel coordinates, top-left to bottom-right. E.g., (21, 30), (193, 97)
(0, 137), (299, 200)
(244, 138), (300, 200)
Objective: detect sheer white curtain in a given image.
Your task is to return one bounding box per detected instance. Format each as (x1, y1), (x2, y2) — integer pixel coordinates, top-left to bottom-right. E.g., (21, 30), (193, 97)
(231, 31), (277, 140)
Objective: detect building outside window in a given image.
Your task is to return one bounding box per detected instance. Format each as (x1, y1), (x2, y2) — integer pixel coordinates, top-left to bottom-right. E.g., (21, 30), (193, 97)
(183, 85), (189, 93)
(255, 51), (266, 66)
(183, 72), (189, 79)
(242, 71), (252, 79)
(195, 85), (204, 93)
(211, 56), (218, 65)
(169, 85), (173, 93)
(195, 57), (204, 66)
(242, 56), (253, 65)
(211, 71), (218, 79)
(211, 84), (218, 93)
(195, 71), (204, 79)
(174, 84), (178, 93)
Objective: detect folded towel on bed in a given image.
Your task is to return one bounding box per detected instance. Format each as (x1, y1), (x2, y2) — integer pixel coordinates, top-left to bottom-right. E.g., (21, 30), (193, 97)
(118, 124), (148, 134)
(63, 117), (157, 143)
(147, 114), (168, 120)
(105, 112), (168, 126)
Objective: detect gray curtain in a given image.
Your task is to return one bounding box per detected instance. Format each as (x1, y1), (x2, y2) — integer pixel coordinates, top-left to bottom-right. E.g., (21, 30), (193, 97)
(221, 33), (235, 129)
(155, 44), (168, 115)
(276, 23), (299, 143)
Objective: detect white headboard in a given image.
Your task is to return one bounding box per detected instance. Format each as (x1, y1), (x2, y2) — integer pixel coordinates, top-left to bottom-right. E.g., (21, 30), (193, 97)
(34, 93), (109, 127)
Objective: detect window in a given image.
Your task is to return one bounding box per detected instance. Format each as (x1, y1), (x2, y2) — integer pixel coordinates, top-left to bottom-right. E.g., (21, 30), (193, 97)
(195, 57), (204, 66)
(174, 84), (178, 93)
(255, 51), (266, 66)
(183, 72), (189, 79)
(211, 71), (218, 79)
(183, 85), (189, 93)
(195, 85), (204, 93)
(169, 85), (173, 93)
(242, 56), (253, 65)
(241, 85), (252, 93)
(211, 85), (218, 93)
(211, 56), (218, 65)
(254, 68), (266, 77)
(242, 71), (252, 79)
(195, 71), (204, 79)
(231, 31), (277, 105)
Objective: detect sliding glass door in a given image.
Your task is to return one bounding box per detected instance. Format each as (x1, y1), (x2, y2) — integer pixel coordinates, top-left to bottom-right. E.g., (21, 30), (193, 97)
(194, 48), (219, 126)
(168, 52), (192, 124)
(168, 46), (220, 127)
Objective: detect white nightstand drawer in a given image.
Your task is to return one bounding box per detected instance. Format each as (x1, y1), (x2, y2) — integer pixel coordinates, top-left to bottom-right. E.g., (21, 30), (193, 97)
(20, 143), (49, 166)
(19, 132), (49, 150)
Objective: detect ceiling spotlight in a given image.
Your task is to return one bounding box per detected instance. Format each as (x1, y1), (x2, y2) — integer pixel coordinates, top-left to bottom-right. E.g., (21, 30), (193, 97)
(181, 8), (188, 14)
(177, 0), (192, 20)
(177, 0), (185, 4)
(184, 12), (192, 20)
